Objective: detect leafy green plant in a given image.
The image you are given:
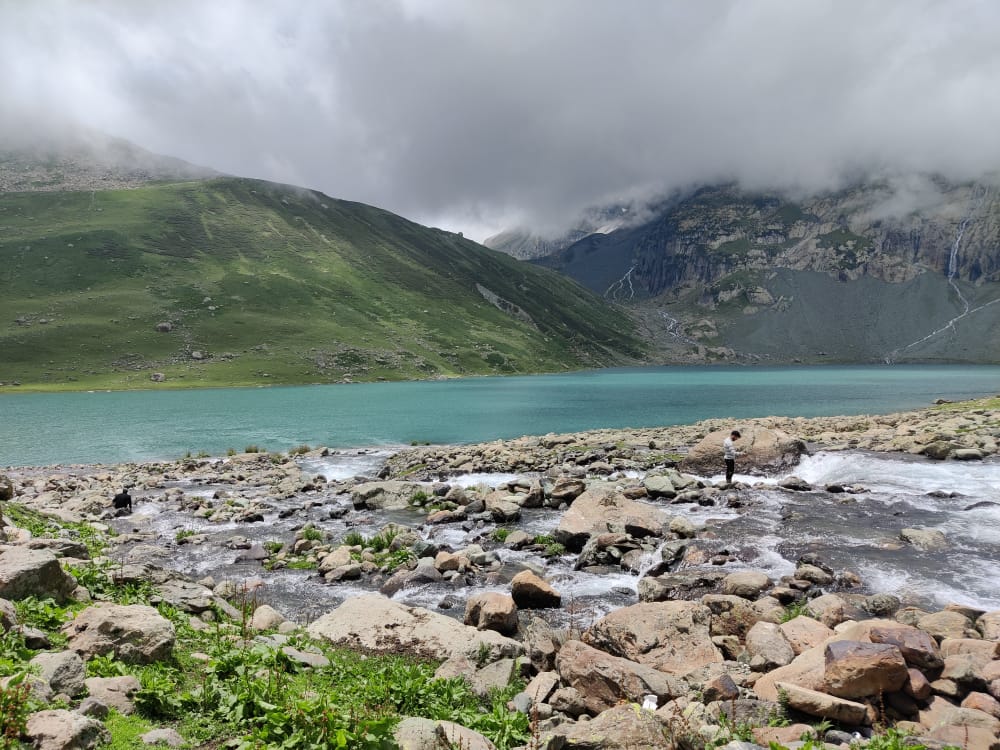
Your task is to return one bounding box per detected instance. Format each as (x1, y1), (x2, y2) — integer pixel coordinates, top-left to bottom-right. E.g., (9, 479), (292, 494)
(244, 444), (262, 453)
(409, 490), (430, 506)
(263, 540), (284, 555)
(542, 542), (566, 558)
(780, 599), (808, 622)
(289, 444), (312, 455)
(342, 531), (365, 547)
(0, 673), (36, 749)
(135, 664), (185, 719)
(14, 597), (72, 633)
(175, 528), (197, 542)
(300, 525), (324, 542)
(491, 527), (511, 542)
(86, 654), (131, 678)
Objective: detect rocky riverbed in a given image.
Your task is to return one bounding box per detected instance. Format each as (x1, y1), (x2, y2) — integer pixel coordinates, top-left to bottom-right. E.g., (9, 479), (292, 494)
(1, 398), (999, 748)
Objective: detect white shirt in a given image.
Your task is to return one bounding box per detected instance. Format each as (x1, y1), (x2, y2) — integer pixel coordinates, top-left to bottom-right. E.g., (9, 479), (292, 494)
(723, 437), (738, 460)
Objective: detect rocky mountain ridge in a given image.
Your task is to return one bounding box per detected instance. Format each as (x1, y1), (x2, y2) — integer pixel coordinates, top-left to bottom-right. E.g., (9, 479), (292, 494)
(515, 178), (1000, 363)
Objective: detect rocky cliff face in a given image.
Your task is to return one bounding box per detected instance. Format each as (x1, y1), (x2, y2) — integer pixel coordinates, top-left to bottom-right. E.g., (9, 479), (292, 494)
(528, 178), (1000, 363)
(539, 180), (1000, 300)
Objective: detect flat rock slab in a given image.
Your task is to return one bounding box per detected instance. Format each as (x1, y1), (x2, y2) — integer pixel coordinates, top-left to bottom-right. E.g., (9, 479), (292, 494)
(306, 594), (521, 662)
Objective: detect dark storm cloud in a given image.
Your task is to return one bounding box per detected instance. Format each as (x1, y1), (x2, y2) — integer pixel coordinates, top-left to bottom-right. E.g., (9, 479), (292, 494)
(2, 0), (999, 238)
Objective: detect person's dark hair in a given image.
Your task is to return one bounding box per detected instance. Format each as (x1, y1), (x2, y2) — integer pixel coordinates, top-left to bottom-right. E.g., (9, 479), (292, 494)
(731, 430), (741, 438)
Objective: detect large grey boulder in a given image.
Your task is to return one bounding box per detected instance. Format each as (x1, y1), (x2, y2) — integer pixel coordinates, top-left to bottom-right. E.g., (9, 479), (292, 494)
(307, 594), (521, 662)
(25, 709), (109, 750)
(83, 676), (141, 715)
(583, 600), (722, 675)
(554, 487), (668, 551)
(541, 701), (672, 749)
(350, 481), (426, 510)
(0, 547), (77, 601)
(394, 717), (496, 750)
(62, 603), (175, 664)
(682, 427), (807, 476)
(29, 651), (86, 698)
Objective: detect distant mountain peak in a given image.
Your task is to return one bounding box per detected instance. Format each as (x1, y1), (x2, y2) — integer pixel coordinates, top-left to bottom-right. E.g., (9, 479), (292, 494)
(0, 125), (217, 193)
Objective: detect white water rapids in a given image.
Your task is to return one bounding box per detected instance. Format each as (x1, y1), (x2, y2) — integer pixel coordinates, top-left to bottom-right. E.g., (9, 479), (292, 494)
(119, 449), (1000, 627)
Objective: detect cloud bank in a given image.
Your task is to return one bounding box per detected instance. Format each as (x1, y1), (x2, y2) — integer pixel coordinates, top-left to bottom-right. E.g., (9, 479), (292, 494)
(3, 0), (999, 239)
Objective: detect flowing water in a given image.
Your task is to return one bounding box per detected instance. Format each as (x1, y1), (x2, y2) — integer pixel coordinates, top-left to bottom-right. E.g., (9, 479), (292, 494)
(110, 447), (1000, 628)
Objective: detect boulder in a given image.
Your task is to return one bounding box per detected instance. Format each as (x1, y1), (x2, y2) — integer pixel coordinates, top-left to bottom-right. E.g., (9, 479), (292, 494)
(464, 593), (518, 636)
(721, 571), (771, 599)
(681, 427), (807, 476)
(919, 609), (976, 640)
(701, 594), (760, 639)
(154, 579), (216, 613)
(868, 622), (944, 670)
(977, 610), (1000, 640)
(554, 488), (668, 552)
(779, 616), (834, 655)
(29, 651), (86, 698)
(307, 594), (521, 662)
(83, 676), (141, 715)
(582, 600), (721, 674)
(804, 593), (851, 627)
(555, 639), (684, 715)
(822, 640), (908, 699)
(250, 604), (287, 631)
(0, 547), (77, 601)
(643, 475), (677, 499)
(62, 603), (175, 664)
(394, 717), (497, 750)
(541, 701), (672, 749)
(900, 527), (948, 551)
(638, 568), (726, 602)
(745, 621), (795, 671)
(774, 682), (869, 725)
(754, 645), (827, 701)
(25, 709), (109, 750)
(510, 570), (561, 609)
(139, 729), (185, 747)
(350, 481), (426, 510)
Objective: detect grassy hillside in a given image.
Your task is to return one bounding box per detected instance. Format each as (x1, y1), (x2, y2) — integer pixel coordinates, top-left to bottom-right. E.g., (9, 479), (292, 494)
(0, 178), (643, 390)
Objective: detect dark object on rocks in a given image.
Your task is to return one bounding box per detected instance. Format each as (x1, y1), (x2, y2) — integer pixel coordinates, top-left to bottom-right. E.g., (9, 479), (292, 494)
(112, 488), (132, 513)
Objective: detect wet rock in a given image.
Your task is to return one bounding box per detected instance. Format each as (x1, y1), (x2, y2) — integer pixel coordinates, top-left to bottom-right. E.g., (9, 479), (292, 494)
(722, 570), (771, 599)
(794, 563), (834, 586)
(464, 593), (518, 636)
(778, 476), (812, 491)
(350, 481), (425, 510)
(554, 488), (668, 552)
(638, 568), (726, 602)
(510, 570), (561, 609)
(900, 527), (949, 551)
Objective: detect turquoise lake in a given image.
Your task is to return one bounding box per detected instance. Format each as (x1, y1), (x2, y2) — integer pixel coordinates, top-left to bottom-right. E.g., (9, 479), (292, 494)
(3, 365), (999, 467)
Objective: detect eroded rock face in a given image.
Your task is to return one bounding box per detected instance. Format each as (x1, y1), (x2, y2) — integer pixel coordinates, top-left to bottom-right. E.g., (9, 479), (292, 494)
(307, 594), (522, 662)
(62, 603), (175, 664)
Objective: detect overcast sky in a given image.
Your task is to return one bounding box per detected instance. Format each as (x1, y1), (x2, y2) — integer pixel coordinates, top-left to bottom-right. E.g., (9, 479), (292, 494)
(3, 0), (1000, 240)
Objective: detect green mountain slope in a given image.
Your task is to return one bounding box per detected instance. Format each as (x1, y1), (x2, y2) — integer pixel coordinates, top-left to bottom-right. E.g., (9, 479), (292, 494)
(0, 178), (643, 390)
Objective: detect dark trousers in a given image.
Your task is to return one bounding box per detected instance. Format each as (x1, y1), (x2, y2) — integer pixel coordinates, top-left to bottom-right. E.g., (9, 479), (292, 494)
(725, 458), (735, 483)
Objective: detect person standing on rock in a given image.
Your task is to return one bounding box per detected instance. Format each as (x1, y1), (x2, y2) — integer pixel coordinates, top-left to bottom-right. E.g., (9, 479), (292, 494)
(723, 430), (741, 484)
